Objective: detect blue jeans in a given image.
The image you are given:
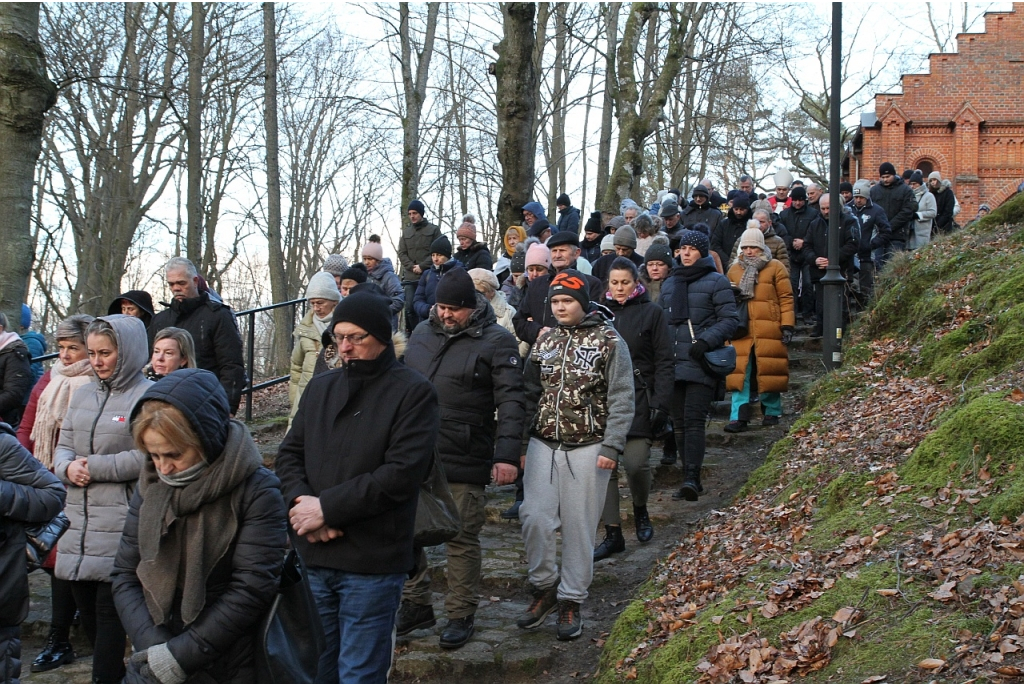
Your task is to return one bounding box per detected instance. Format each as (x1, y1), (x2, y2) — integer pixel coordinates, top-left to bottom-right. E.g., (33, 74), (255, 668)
(307, 566), (406, 684)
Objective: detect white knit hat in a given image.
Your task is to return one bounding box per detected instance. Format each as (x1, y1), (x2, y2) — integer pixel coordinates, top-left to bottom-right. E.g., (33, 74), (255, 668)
(305, 271), (341, 301)
(600, 234), (615, 252)
(739, 228), (767, 252)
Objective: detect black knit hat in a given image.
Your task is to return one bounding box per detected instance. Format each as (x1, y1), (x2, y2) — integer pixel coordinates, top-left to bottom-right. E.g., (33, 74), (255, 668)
(434, 267), (477, 309)
(691, 185), (710, 199)
(790, 186), (808, 201)
(644, 242), (674, 267)
(340, 262), (368, 284)
(328, 289), (392, 345)
(731, 192), (751, 211)
(547, 230), (580, 248)
(583, 211), (603, 235)
(902, 169), (914, 180)
(556, 193), (571, 207)
(549, 268), (590, 310)
(879, 162), (896, 176)
(839, 181), (853, 192)
(677, 230), (710, 258)
(430, 235), (452, 258)
(909, 170), (924, 185)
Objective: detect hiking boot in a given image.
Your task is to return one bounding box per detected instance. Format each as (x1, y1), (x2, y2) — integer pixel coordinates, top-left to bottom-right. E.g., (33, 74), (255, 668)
(396, 601), (435, 636)
(762, 415), (780, 427)
(633, 506), (653, 543)
(724, 420), (748, 433)
(439, 615), (475, 650)
(676, 479), (701, 502)
(556, 600), (583, 641)
(500, 500), (522, 520)
(593, 525), (626, 561)
(31, 630), (75, 673)
(517, 584), (559, 629)
(659, 451), (677, 466)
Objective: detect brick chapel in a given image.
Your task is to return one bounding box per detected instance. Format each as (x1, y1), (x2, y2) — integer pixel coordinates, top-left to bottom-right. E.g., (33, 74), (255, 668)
(843, 3), (1024, 220)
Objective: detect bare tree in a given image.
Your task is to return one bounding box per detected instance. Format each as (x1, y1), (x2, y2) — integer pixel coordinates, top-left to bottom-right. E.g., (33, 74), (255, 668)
(186, 2), (204, 263)
(0, 2), (56, 323)
(594, 2), (619, 207)
(399, 3), (440, 218)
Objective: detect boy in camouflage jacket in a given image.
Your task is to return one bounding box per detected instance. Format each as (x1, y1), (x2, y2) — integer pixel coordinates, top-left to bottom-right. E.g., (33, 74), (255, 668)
(516, 270), (634, 641)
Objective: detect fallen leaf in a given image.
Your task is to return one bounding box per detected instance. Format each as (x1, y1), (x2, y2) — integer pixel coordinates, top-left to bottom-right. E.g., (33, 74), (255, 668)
(862, 676), (887, 683)
(877, 588), (899, 597)
(833, 606), (856, 623)
(711, 615), (724, 625)
(918, 658), (946, 670)
(996, 665), (1024, 676)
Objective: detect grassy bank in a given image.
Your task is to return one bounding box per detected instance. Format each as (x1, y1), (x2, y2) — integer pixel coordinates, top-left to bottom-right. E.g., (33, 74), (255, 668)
(599, 193), (1024, 683)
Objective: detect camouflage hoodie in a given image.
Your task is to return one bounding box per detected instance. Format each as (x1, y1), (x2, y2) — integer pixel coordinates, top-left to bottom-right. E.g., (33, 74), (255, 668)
(522, 305), (634, 460)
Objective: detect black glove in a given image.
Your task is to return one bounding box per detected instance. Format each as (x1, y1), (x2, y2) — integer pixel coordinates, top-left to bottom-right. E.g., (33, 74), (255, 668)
(649, 408), (669, 436)
(781, 327), (793, 345)
(689, 339), (711, 362)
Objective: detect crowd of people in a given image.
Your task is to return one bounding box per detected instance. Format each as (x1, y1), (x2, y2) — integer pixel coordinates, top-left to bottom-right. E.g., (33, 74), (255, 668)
(0, 161), (981, 683)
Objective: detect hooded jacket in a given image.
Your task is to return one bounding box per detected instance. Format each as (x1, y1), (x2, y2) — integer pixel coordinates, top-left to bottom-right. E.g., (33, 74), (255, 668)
(107, 290), (155, 329)
(148, 291), (247, 414)
(680, 200), (723, 234)
(454, 242), (493, 272)
(55, 315), (153, 582)
(869, 176), (918, 243)
(521, 306), (634, 459)
(910, 184), (937, 249)
(847, 198), (892, 260)
(366, 257), (406, 328)
(289, 308), (324, 424)
(398, 217), (442, 280)
(711, 208), (751, 268)
(0, 335), (31, 426)
(930, 183), (956, 234)
(557, 205), (581, 235)
(512, 266), (604, 345)
(111, 370), (286, 683)
(778, 203), (821, 266)
(725, 259), (795, 394)
(404, 294), (525, 485)
(413, 258), (464, 320)
(0, 424), (65, 625)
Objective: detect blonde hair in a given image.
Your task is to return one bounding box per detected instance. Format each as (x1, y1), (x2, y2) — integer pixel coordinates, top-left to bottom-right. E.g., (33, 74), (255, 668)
(132, 401), (205, 460)
(153, 327), (197, 370)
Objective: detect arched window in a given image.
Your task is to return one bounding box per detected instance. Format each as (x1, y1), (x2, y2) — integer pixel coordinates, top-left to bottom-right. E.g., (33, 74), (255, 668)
(916, 159), (935, 177)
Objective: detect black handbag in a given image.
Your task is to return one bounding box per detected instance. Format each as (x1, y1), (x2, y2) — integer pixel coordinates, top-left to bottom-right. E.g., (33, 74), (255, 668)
(254, 549), (326, 684)
(688, 320), (737, 380)
(413, 451), (461, 548)
(25, 511), (70, 573)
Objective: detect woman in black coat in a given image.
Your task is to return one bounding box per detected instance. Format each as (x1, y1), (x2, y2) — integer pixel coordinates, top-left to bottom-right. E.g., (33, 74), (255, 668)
(594, 258), (674, 562)
(111, 369), (287, 683)
(657, 231), (738, 502)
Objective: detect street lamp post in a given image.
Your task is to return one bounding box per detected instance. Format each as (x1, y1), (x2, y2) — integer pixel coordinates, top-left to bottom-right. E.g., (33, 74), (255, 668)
(821, 1), (845, 370)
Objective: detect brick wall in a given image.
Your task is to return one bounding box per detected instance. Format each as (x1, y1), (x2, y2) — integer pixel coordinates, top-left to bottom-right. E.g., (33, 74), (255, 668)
(847, 3), (1024, 219)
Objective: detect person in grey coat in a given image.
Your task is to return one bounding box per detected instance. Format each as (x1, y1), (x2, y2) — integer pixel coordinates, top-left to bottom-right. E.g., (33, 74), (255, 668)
(0, 425), (66, 683)
(55, 315), (153, 683)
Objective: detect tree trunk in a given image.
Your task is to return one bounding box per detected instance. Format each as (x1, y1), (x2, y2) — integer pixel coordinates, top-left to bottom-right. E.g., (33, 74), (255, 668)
(546, 2), (566, 217)
(399, 3), (439, 222)
(0, 3), (55, 323)
(495, 3), (538, 232)
(594, 2), (619, 210)
(186, 2), (204, 264)
(263, 3), (289, 375)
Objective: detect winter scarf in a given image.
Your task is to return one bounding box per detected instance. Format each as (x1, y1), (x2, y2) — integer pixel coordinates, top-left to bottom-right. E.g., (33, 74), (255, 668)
(30, 359), (94, 468)
(312, 311), (333, 337)
(669, 262), (716, 324)
(736, 253), (772, 300)
(0, 330), (20, 351)
(135, 421), (261, 626)
(606, 281), (646, 304)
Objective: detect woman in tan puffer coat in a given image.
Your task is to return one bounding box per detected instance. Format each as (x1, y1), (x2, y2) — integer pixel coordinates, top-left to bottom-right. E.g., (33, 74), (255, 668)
(288, 272), (341, 426)
(724, 229), (795, 432)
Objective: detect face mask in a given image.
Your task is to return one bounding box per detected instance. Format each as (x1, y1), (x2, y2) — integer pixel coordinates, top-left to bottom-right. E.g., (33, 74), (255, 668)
(158, 460), (209, 488)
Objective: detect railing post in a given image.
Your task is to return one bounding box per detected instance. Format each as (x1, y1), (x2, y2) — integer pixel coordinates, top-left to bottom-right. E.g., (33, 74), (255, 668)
(245, 309), (256, 422)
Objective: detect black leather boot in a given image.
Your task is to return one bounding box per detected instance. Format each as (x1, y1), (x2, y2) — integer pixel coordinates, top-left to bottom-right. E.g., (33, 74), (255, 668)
(633, 506), (653, 542)
(439, 614), (475, 649)
(31, 629), (75, 673)
(593, 525), (626, 561)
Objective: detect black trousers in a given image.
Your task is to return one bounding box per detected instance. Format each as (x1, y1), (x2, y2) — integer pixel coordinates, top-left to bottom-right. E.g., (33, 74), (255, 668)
(671, 381), (716, 478)
(69, 581), (126, 683)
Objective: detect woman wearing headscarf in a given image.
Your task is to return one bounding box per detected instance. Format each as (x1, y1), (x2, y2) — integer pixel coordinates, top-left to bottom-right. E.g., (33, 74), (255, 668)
(112, 369), (287, 683)
(17, 314), (94, 674)
(289, 272), (341, 425)
(724, 229), (794, 432)
(54, 315), (153, 683)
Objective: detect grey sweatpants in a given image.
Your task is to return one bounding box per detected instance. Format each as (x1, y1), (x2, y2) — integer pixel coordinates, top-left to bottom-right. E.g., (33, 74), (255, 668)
(602, 438), (652, 526)
(520, 439), (611, 603)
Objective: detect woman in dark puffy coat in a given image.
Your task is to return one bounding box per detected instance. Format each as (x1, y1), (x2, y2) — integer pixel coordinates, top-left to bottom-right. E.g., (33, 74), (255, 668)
(593, 258), (674, 561)
(112, 369), (287, 683)
(657, 230), (738, 501)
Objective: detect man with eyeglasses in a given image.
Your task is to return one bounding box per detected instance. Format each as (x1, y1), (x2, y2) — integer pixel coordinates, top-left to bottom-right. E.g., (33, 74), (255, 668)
(276, 289), (438, 683)
(399, 267), (525, 649)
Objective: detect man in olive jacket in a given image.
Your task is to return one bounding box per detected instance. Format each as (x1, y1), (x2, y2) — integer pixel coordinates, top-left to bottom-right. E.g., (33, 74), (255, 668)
(276, 290), (438, 683)
(399, 268), (525, 649)
(397, 200), (442, 333)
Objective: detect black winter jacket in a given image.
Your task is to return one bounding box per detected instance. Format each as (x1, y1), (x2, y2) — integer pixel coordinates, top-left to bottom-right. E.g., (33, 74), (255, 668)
(405, 295), (525, 485)
(931, 186), (956, 234)
(778, 204), (821, 267)
(557, 206), (581, 235)
(454, 242), (494, 271)
(680, 201), (723, 233)
(590, 250), (645, 283)
(797, 209), (859, 282)
(657, 258), (739, 387)
(0, 340), (32, 426)
(847, 199), (892, 260)
(0, 425), (65, 625)
(512, 265), (604, 345)
(605, 291), (674, 437)
(579, 235), (603, 264)
(869, 177), (918, 243)
(276, 345), (437, 575)
(148, 293), (247, 414)
(710, 209), (751, 268)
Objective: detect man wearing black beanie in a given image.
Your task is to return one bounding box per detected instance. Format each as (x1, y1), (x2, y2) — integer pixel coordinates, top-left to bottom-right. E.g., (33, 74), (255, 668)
(398, 200), (442, 333)
(870, 161), (918, 268)
(401, 267), (525, 649)
(556, 193), (580, 236)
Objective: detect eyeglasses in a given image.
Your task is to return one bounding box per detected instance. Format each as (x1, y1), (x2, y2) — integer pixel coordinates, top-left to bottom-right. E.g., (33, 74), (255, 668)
(331, 332), (371, 345)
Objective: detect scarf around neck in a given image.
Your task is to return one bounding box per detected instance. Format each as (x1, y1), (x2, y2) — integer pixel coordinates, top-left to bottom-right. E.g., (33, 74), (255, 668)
(136, 421), (261, 627)
(668, 262), (715, 324)
(606, 280), (646, 304)
(737, 253), (772, 300)
(312, 311), (332, 337)
(30, 359), (94, 468)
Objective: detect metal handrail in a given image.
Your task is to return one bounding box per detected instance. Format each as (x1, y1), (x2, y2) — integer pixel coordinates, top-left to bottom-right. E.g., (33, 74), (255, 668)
(236, 297), (307, 422)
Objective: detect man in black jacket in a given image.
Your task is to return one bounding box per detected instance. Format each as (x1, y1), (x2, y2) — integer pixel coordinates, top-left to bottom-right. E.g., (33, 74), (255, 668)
(848, 180), (891, 307)
(512, 232), (603, 346)
(778, 187), (821, 324)
(870, 162), (918, 268)
(796, 195), (858, 337)
(710, 193), (752, 267)
(398, 200), (443, 332)
(400, 268), (525, 649)
(276, 290), (438, 683)
(556, 193), (581, 235)
(680, 185), (723, 234)
(148, 258), (247, 415)
(928, 172), (956, 235)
